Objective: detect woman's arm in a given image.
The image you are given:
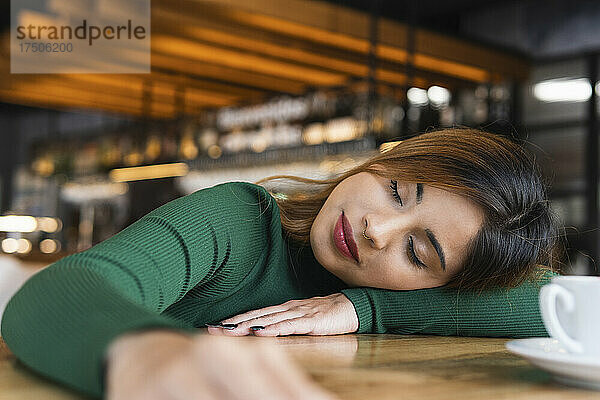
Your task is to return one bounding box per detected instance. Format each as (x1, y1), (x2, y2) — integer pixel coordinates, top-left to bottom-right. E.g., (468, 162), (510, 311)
(340, 269), (558, 337)
(0, 182), (277, 398)
(208, 270), (557, 339)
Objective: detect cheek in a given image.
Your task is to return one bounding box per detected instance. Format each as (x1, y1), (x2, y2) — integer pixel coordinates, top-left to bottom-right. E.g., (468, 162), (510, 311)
(311, 206), (331, 244)
(360, 260), (445, 290)
(359, 262), (413, 289)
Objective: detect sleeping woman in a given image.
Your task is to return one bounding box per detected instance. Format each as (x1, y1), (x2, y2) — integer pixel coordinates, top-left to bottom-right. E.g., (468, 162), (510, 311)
(1, 128), (561, 400)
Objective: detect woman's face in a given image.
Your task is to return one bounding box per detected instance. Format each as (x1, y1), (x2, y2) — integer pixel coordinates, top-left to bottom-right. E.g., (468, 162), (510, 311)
(310, 170), (485, 290)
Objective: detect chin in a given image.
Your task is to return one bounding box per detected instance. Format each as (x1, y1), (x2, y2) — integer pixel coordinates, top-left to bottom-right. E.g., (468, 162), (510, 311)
(326, 267), (354, 286)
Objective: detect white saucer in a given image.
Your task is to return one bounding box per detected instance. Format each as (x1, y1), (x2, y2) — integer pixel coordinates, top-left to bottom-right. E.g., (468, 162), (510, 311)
(506, 338), (600, 390)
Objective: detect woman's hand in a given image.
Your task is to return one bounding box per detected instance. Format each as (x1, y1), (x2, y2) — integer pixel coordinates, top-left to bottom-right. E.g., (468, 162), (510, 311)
(207, 293), (359, 337)
(105, 330), (338, 400)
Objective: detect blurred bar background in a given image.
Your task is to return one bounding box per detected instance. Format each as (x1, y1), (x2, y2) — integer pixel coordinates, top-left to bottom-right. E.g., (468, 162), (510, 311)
(0, 0), (597, 275)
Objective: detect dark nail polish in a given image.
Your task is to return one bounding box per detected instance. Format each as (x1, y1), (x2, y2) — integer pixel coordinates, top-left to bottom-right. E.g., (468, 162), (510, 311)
(205, 323), (223, 328)
(221, 323), (238, 330)
(250, 326), (265, 331)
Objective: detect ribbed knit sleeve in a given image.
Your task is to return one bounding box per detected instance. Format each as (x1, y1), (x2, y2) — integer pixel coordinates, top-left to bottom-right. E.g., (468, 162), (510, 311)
(341, 270), (558, 337)
(1, 181), (276, 399)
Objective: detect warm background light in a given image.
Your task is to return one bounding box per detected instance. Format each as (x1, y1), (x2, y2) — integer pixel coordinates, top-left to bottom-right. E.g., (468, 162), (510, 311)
(0, 216), (38, 233)
(109, 163), (189, 182)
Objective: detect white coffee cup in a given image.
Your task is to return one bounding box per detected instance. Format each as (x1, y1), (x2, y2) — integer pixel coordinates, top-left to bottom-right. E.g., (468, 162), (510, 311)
(540, 276), (600, 356)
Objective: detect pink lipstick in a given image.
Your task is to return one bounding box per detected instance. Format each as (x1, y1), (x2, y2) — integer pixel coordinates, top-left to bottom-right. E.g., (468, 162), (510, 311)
(333, 211), (360, 263)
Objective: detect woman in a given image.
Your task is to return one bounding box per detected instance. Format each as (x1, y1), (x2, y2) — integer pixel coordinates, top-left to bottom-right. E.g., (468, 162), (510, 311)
(208, 127), (560, 337)
(1, 128), (561, 399)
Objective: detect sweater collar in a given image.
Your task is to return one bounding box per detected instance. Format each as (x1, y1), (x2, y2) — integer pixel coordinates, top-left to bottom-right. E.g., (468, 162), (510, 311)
(285, 239), (348, 297)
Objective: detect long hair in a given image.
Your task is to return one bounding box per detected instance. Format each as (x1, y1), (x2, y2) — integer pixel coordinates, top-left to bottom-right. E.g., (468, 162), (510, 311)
(254, 127), (562, 290)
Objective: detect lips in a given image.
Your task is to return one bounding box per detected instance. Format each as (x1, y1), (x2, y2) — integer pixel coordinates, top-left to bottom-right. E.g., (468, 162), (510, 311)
(333, 211), (360, 263)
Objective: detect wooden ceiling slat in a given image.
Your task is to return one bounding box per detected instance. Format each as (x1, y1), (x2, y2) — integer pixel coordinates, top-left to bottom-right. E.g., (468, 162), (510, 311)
(145, 71), (263, 99)
(36, 67), (262, 102)
(192, 0), (371, 52)
(151, 53), (307, 94)
(0, 63), (239, 113)
(0, 88), (173, 119)
(0, 71), (177, 118)
(191, 0), (526, 80)
(153, 1), (493, 82)
(237, 13), (494, 82)
(54, 75), (145, 97)
(414, 30), (527, 80)
(154, 14), (404, 85)
(152, 8), (369, 77)
(152, 35), (348, 86)
(17, 81), (148, 110)
(152, 7), (487, 88)
(64, 73), (244, 104)
(17, 76), (198, 111)
(412, 54), (489, 83)
(181, 88), (230, 107)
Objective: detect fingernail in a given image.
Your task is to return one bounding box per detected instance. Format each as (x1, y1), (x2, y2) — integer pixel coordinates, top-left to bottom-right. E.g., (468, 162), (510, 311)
(205, 323), (223, 328)
(221, 323), (238, 330)
(250, 326), (265, 331)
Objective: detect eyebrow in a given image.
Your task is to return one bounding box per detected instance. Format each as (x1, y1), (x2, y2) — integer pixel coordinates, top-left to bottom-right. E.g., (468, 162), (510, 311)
(425, 228), (446, 272)
(416, 183), (423, 204)
(412, 183), (446, 272)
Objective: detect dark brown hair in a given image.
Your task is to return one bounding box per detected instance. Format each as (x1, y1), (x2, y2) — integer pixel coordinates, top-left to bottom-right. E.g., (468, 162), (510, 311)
(255, 127), (561, 290)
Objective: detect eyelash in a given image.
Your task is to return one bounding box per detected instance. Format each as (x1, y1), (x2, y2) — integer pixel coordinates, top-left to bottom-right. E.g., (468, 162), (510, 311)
(389, 180), (426, 270)
(408, 236), (426, 269)
(388, 180), (403, 206)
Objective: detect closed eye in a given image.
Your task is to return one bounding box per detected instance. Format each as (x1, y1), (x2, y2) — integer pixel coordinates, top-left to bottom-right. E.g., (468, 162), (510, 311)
(389, 180), (403, 206)
(408, 236), (427, 269)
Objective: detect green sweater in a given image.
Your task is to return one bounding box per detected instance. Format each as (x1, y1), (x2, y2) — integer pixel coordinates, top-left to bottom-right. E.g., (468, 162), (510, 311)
(1, 181), (555, 399)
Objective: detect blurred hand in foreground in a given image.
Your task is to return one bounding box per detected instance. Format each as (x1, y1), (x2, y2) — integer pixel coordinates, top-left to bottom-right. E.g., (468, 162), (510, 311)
(105, 330), (338, 400)
(207, 293), (359, 337)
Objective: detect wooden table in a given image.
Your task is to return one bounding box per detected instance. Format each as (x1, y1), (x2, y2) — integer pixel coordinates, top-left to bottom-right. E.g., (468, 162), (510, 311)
(2, 332), (599, 399)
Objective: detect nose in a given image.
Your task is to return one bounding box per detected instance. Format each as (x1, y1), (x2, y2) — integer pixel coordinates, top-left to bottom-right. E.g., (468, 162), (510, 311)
(363, 212), (412, 249)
